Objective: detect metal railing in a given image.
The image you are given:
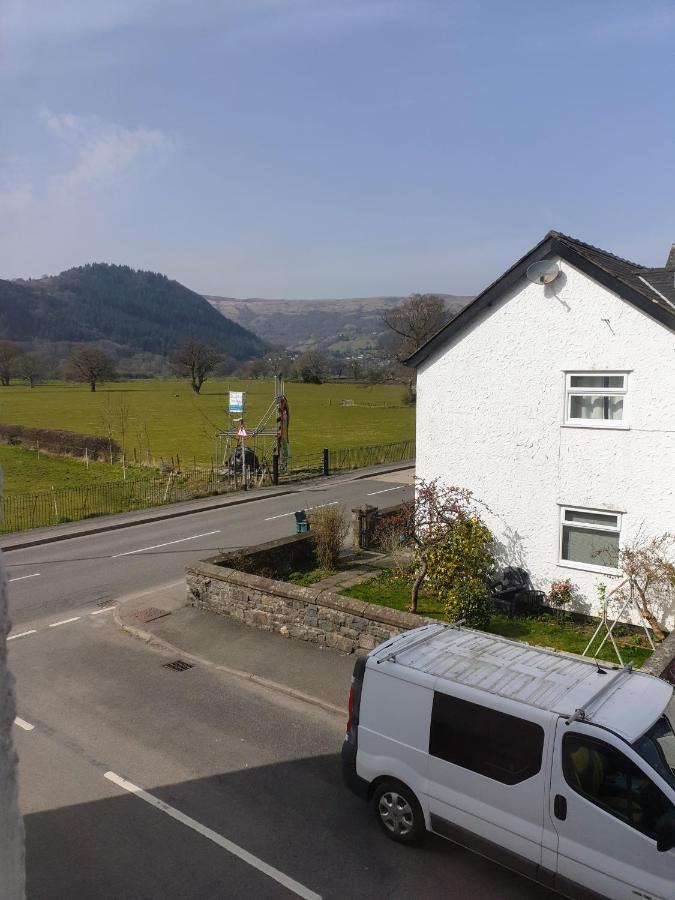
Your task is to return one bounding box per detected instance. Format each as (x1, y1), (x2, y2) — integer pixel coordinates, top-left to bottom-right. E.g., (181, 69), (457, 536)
(1, 439), (415, 534)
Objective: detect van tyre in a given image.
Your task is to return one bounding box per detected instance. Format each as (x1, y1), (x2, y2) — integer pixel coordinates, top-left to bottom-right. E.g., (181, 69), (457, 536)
(373, 781), (425, 845)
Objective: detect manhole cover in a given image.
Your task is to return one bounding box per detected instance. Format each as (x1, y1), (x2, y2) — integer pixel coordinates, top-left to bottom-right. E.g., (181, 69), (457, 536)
(131, 607), (171, 624)
(163, 659), (194, 672)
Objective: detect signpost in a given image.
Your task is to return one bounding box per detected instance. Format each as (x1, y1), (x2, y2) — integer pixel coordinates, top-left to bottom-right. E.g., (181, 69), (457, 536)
(229, 391), (244, 415)
(236, 423), (248, 489)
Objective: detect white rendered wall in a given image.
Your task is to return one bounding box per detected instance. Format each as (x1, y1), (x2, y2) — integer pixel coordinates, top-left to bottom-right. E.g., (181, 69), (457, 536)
(416, 259), (675, 627)
(0, 473), (25, 899)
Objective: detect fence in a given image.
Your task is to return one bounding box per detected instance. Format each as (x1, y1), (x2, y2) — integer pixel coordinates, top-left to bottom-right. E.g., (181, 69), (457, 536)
(1, 439), (415, 534)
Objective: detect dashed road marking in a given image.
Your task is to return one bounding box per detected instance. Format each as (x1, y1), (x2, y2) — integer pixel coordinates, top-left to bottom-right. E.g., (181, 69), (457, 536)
(111, 530), (220, 558)
(91, 607), (116, 615)
(7, 630), (37, 641)
(49, 616), (81, 628)
(104, 771), (322, 900)
(14, 717), (34, 731)
(8, 573), (41, 583)
(264, 501), (339, 522)
(366, 486), (404, 496)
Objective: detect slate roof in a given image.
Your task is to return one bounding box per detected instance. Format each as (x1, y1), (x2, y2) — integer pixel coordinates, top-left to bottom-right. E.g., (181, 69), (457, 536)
(406, 230), (675, 368)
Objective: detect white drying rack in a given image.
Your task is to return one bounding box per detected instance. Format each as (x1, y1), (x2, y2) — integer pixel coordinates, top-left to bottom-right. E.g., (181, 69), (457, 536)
(582, 576), (655, 665)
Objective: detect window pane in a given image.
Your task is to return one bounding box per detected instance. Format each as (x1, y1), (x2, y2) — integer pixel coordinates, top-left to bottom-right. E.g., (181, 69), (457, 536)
(563, 733), (673, 839)
(569, 395), (623, 420)
(570, 375), (624, 389)
(562, 525), (619, 567)
(429, 692), (544, 785)
(564, 510), (618, 528)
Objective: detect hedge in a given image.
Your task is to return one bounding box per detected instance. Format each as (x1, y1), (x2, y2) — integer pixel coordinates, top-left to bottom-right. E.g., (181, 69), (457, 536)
(0, 423), (121, 461)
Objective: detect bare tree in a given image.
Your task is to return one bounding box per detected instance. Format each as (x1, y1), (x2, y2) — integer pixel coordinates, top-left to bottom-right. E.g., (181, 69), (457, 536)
(0, 341), (22, 386)
(381, 294), (448, 363)
(291, 350), (325, 384)
(63, 345), (116, 392)
(381, 294), (449, 401)
(615, 533), (675, 641)
(171, 340), (222, 394)
(19, 352), (48, 388)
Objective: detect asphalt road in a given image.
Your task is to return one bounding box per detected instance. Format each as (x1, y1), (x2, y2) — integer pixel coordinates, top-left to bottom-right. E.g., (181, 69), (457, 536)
(10, 609), (554, 900)
(7, 466), (554, 898)
(5, 468), (414, 629)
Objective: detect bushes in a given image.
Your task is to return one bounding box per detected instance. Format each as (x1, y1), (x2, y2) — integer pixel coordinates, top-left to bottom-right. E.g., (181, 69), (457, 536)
(425, 516), (494, 628)
(309, 505), (349, 570)
(0, 423), (120, 461)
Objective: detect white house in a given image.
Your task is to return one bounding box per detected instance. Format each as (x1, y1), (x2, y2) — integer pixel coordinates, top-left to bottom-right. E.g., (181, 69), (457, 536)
(408, 231), (675, 627)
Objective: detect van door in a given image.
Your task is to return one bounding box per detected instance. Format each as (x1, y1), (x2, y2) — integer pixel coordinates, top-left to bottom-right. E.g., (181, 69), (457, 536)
(548, 719), (675, 900)
(426, 689), (549, 879)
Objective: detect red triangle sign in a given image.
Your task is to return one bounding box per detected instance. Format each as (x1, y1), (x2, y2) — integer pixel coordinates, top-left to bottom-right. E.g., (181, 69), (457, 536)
(236, 425), (248, 439)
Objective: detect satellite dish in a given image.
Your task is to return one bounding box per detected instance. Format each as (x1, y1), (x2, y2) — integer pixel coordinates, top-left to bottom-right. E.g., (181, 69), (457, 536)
(526, 260), (560, 285)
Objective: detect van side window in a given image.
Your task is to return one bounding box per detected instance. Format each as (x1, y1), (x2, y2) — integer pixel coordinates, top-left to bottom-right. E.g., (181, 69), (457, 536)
(429, 692), (545, 785)
(562, 733), (673, 840)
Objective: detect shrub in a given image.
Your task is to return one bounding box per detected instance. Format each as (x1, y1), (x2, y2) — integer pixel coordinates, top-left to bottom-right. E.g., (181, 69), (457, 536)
(425, 516), (494, 628)
(309, 505), (349, 570)
(547, 578), (574, 623)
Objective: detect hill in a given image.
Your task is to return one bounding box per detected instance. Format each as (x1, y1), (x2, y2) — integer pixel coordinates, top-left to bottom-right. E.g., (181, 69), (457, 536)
(1, 264), (267, 361)
(205, 294), (472, 354)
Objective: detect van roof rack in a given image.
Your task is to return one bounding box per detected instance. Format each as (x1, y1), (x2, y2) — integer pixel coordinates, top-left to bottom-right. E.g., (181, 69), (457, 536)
(376, 620), (465, 665)
(564, 663), (633, 725)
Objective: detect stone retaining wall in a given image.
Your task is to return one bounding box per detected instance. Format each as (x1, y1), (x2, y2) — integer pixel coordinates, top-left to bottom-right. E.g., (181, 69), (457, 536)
(642, 629), (675, 685)
(186, 558), (428, 654)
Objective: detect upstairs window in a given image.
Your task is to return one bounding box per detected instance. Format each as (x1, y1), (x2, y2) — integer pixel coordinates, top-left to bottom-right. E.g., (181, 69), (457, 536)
(565, 373), (628, 427)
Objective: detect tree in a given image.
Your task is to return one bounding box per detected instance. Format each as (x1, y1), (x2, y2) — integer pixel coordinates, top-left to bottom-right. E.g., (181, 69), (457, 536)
(0, 341), (22, 386)
(381, 294), (449, 400)
(63, 345), (116, 392)
(170, 340), (222, 394)
(379, 478), (492, 614)
(291, 350), (325, 384)
(615, 533), (675, 642)
(18, 352), (47, 388)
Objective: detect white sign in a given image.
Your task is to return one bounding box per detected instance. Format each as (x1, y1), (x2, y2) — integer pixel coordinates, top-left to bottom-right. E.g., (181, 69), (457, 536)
(236, 425), (248, 439)
(229, 391), (244, 414)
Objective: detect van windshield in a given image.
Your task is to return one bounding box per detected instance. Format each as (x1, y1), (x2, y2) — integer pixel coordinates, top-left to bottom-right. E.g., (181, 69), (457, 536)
(633, 714), (675, 790)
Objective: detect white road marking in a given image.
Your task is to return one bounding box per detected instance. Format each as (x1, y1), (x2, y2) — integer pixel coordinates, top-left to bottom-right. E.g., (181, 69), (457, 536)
(14, 717), (34, 731)
(366, 486), (404, 496)
(111, 530), (220, 558)
(91, 607), (116, 615)
(7, 629), (37, 641)
(49, 616), (81, 628)
(104, 771), (321, 900)
(8, 573), (41, 583)
(264, 501), (339, 522)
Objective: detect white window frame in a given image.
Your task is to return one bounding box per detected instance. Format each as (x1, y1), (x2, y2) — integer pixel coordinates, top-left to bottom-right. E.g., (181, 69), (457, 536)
(558, 505), (622, 574)
(563, 371), (629, 429)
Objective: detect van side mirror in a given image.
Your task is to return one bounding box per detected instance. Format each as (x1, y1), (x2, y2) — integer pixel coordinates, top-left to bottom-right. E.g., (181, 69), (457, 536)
(656, 820), (675, 853)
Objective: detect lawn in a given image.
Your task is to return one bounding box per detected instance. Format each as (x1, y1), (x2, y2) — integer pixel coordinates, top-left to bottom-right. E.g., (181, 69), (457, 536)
(0, 445), (154, 495)
(0, 378), (415, 493)
(341, 571), (654, 667)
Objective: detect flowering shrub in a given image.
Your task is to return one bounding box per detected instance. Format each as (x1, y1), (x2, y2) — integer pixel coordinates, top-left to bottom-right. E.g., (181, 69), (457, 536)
(547, 578), (574, 622)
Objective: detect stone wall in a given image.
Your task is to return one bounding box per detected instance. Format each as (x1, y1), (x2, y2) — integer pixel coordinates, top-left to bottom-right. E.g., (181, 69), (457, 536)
(1, 489), (26, 899)
(213, 533), (315, 579)
(186, 559), (428, 654)
(642, 629), (675, 685)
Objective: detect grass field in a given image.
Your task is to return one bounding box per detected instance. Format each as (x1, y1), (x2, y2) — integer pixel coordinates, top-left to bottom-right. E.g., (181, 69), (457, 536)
(0, 378), (415, 493)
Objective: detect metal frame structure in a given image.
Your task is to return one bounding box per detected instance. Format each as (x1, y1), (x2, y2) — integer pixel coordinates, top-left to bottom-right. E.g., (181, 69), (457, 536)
(582, 576), (656, 665)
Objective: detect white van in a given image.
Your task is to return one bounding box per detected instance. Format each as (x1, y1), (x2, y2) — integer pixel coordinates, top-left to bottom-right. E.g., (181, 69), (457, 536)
(342, 622), (675, 900)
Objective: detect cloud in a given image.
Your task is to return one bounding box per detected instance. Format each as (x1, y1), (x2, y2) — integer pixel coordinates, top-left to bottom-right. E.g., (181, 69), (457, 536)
(38, 108), (171, 196)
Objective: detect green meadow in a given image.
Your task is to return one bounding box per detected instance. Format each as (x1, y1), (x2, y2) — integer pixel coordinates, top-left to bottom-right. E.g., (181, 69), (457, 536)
(0, 379), (415, 494)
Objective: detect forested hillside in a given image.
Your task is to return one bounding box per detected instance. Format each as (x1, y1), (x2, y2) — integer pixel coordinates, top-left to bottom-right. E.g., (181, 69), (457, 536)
(1, 264), (267, 361)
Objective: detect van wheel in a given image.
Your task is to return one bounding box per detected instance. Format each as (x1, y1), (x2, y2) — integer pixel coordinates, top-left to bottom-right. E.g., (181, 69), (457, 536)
(373, 781), (425, 845)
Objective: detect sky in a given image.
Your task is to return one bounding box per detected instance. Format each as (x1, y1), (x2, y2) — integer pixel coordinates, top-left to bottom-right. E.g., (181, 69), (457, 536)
(2, 0), (675, 298)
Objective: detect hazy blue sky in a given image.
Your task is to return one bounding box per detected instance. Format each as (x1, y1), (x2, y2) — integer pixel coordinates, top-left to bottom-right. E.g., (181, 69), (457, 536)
(2, 0), (675, 297)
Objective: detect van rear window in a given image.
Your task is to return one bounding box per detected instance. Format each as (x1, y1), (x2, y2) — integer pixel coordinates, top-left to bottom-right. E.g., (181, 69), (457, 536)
(429, 692), (544, 785)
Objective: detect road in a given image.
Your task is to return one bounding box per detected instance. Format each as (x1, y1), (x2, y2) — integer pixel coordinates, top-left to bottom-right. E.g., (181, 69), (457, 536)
(5, 468), (413, 629)
(6, 466), (554, 898)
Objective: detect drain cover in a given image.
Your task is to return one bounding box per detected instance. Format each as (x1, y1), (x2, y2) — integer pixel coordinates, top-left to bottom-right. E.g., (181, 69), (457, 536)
(163, 660), (194, 672)
(131, 607), (171, 624)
